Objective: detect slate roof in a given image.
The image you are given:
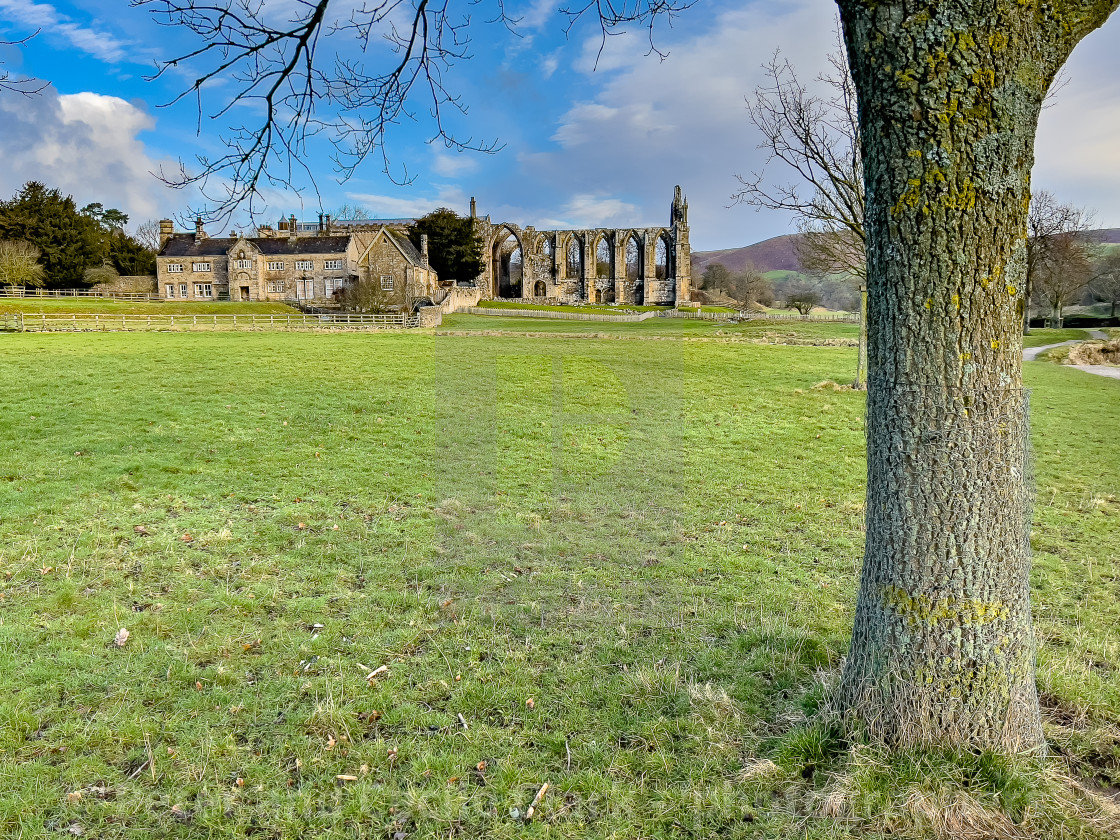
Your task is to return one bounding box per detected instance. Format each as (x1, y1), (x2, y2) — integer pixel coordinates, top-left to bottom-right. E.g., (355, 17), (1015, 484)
(383, 229), (423, 264)
(159, 234), (352, 258)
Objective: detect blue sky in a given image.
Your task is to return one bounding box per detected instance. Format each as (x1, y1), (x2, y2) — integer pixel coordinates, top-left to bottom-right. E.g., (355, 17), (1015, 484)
(1, 0), (1119, 250)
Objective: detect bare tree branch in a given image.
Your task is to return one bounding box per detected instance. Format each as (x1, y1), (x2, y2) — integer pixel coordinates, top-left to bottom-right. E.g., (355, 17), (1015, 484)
(0, 33), (48, 96)
(133, 0), (688, 225)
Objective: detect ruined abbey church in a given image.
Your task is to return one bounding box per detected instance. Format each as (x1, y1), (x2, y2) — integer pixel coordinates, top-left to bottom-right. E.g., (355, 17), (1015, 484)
(155, 187), (691, 307)
(474, 186), (692, 306)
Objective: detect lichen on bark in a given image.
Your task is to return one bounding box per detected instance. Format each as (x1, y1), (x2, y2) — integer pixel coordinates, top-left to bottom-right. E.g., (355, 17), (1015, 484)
(833, 0), (1117, 752)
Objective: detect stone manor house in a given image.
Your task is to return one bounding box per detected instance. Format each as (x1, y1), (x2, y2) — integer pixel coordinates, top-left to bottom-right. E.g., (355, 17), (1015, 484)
(155, 187), (691, 306)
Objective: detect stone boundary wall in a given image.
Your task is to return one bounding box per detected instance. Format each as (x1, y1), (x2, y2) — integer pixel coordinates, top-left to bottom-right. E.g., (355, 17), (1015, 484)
(463, 307), (660, 323)
(417, 306), (443, 328)
(438, 285), (483, 313)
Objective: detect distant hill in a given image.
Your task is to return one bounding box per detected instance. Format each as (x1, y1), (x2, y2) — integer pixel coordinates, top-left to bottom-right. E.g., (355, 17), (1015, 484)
(692, 233), (803, 276)
(693, 228), (1120, 275)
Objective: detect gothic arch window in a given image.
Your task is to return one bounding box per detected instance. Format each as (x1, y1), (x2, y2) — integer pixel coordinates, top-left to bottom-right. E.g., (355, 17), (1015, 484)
(595, 235), (612, 280)
(655, 234), (671, 281)
(566, 236), (583, 279)
(492, 226), (523, 299)
(626, 234), (643, 304)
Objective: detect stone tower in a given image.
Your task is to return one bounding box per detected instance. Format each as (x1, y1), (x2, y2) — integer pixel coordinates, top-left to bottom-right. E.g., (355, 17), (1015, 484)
(671, 185), (692, 303)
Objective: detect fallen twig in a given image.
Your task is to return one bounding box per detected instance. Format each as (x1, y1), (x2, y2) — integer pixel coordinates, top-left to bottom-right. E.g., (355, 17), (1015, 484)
(526, 782), (549, 820)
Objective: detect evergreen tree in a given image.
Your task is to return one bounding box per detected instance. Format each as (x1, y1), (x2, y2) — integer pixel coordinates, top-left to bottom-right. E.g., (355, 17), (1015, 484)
(106, 229), (157, 276)
(407, 208), (483, 283)
(0, 182), (103, 286)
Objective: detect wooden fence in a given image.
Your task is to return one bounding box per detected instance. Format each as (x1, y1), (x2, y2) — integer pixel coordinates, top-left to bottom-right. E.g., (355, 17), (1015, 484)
(0, 287), (160, 301)
(7, 312), (418, 333)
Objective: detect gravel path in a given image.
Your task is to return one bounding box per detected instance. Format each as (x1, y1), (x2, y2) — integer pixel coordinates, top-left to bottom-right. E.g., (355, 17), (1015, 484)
(1022, 329), (1118, 381)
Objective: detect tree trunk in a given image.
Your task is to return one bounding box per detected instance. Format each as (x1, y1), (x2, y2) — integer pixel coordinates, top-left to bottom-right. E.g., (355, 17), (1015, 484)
(835, 0), (1116, 753)
(854, 284), (868, 390)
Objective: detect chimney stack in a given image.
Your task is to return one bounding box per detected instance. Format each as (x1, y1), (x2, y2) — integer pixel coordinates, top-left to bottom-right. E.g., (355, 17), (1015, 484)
(289, 214), (297, 240)
(194, 217), (205, 242)
(470, 197), (476, 219)
(325, 214), (332, 233)
(318, 212), (324, 233)
(159, 219), (174, 250)
(420, 233), (429, 266)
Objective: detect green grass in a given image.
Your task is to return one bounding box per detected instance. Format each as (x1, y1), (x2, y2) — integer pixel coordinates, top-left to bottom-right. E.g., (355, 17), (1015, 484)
(1022, 328), (1091, 348)
(0, 299), (300, 315)
(0, 331), (1117, 839)
(441, 313), (860, 341)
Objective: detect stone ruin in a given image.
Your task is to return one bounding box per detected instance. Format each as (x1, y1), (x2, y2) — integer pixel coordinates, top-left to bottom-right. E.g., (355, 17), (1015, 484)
(471, 186), (692, 306)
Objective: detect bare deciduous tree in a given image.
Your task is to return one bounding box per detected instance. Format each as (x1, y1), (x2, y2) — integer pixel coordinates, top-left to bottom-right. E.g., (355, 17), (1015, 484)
(134, 220), (163, 252)
(1090, 249), (1120, 319)
(734, 41), (867, 385)
(1025, 190), (1096, 331)
(1032, 230), (1094, 328)
(0, 239), (46, 287)
(735, 44), (865, 281)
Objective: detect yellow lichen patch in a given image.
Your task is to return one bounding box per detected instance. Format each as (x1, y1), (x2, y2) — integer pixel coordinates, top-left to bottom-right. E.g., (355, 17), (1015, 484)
(989, 31), (1008, 52)
(924, 297), (933, 310)
(991, 340), (1000, 350)
(908, 149), (923, 159)
(960, 352), (972, 361)
(1007, 285), (1018, 297)
(879, 585), (1011, 627)
(891, 179), (924, 216)
(951, 293), (960, 311)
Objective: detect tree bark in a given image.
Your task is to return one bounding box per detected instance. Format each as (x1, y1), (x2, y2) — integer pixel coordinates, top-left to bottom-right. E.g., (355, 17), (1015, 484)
(834, 0), (1117, 752)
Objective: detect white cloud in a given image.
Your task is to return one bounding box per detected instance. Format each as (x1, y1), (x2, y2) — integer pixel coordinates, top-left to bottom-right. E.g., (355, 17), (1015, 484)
(0, 0), (131, 64)
(1034, 17), (1120, 229)
(539, 52), (559, 79)
(542, 194), (640, 229)
(345, 185), (468, 218)
(522, 0), (840, 248)
(0, 87), (176, 222)
(432, 151), (479, 178)
(522, 0), (1120, 249)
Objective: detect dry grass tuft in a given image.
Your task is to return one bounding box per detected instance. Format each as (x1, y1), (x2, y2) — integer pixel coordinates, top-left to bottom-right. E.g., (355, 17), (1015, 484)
(1065, 339), (1120, 366)
(811, 379), (856, 392)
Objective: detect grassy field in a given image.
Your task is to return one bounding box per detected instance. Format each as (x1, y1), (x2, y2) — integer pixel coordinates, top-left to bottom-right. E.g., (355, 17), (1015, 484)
(0, 299), (300, 316)
(0, 330), (1117, 839)
(1022, 328), (1091, 348)
(440, 313), (860, 342)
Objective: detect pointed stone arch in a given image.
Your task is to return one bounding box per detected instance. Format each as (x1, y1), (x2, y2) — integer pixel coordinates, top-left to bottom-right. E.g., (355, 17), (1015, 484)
(491, 225), (524, 299)
(625, 232), (643, 304)
(565, 234), (583, 281)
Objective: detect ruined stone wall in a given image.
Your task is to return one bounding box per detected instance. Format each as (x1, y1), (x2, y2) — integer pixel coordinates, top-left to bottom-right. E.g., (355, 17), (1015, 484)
(470, 186), (692, 306)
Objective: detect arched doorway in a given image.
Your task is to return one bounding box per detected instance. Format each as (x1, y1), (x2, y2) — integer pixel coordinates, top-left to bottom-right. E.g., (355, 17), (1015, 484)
(625, 234), (643, 304)
(595, 235), (613, 303)
(492, 228), (523, 299)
